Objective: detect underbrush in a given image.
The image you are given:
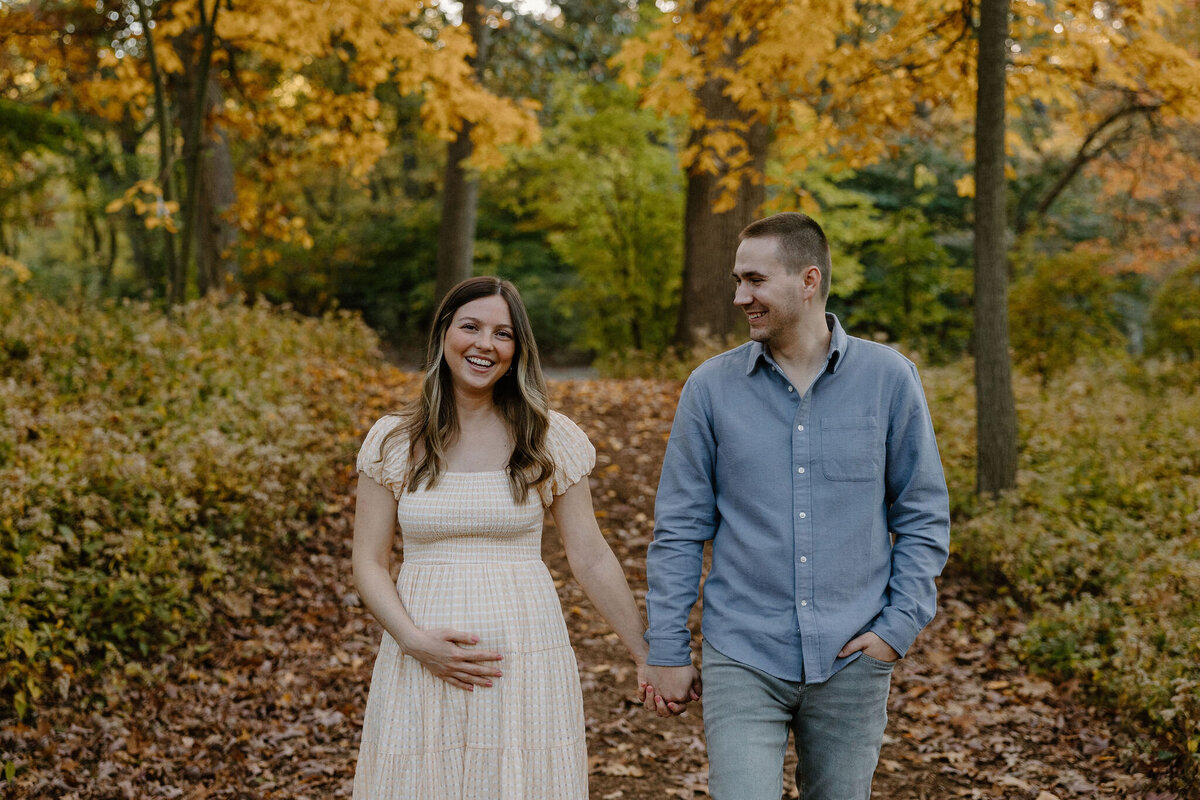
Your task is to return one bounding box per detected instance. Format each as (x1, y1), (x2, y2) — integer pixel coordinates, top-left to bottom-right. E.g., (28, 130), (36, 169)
(926, 357), (1200, 781)
(0, 287), (404, 718)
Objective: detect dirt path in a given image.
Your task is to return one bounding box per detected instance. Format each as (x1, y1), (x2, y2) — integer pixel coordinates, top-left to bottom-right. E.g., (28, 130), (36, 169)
(1, 379), (1181, 799)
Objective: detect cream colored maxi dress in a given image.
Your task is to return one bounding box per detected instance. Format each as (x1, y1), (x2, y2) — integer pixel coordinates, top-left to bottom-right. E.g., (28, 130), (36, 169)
(352, 411), (595, 800)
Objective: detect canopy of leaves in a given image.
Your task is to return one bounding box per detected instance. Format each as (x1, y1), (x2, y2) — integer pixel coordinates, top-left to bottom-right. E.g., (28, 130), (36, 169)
(504, 77), (684, 356)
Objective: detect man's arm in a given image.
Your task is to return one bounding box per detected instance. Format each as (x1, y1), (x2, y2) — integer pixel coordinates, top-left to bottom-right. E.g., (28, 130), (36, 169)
(644, 377), (718, 708)
(870, 363), (951, 657)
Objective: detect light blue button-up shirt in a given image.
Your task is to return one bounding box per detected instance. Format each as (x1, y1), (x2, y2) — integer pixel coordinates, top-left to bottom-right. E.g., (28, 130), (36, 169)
(645, 314), (950, 684)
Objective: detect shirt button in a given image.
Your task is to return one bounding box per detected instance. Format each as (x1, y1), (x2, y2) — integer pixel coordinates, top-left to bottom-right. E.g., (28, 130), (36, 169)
(800, 556), (808, 563)
(801, 600), (808, 606)
(799, 512), (807, 519)
(788, 386), (794, 392)
(798, 467), (806, 474)
(797, 425), (804, 432)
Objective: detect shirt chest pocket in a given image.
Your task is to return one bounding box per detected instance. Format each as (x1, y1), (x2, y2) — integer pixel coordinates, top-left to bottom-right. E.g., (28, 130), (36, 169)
(820, 417), (881, 482)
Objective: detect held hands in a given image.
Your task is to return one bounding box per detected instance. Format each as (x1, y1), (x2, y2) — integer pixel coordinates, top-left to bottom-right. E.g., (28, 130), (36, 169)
(638, 664), (702, 718)
(838, 631), (900, 662)
(404, 628), (504, 691)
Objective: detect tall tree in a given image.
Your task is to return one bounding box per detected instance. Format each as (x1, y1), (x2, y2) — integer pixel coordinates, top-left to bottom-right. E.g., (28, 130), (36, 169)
(617, 0), (854, 347)
(191, 74), (238, 294)
(677, 67), (768, 347)
(435, 1), (490, 303)
(973, 0), (1018, 494)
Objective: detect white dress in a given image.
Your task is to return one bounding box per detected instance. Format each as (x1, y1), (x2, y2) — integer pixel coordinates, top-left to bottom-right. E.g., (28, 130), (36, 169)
(352, 411), (595, 800)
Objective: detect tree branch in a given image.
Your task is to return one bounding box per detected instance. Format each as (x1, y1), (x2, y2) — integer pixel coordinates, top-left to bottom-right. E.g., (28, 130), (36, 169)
(1016, 98), (1163, 234)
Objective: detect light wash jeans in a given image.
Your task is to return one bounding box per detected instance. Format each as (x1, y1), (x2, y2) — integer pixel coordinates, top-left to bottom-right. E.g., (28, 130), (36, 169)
(701, 640), (893, 800)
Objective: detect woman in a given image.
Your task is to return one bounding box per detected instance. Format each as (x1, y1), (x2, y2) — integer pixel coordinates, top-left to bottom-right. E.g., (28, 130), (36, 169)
(352, 276), (649, 799)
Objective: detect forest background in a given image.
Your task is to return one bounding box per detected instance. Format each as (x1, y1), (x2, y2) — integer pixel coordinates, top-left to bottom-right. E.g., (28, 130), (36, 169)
(2, 0), (1200, 793)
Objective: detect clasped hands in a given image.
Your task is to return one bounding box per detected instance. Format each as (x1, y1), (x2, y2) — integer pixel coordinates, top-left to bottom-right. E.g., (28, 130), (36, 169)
(637, 632), (898, 718)
(638, 664), (702, 717)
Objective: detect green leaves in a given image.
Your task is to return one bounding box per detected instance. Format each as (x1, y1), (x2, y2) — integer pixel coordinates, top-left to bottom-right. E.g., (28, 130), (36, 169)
(1148, 258), (1200, 359)
(504, 77), (684, 357)
(936, 355), (1200, 776)
(0, 293), (393, 718)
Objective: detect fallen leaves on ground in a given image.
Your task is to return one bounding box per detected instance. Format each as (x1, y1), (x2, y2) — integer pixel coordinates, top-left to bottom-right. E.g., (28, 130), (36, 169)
(0, 378), (1182, 798)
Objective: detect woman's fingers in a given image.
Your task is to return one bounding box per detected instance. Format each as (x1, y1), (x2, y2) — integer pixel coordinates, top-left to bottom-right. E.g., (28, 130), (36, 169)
(417, 629), (504, 690)
(438, 629), (503, 663)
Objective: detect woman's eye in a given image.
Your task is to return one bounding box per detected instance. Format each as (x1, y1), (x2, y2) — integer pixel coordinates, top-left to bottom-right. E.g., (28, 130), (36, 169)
(497, 330), (512, 339)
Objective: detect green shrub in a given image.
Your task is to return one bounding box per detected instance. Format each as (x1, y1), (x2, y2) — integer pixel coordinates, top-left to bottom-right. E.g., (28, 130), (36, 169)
(1148, 258), (1200, 359)
(0, 286), (403, 717)
(1008, 247), (1126, 383)
(925, 356), (1200, 779)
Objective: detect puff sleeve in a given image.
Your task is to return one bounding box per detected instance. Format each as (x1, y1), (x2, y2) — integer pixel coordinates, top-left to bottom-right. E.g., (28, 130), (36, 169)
(356, 415), (408, 499)
(537, 410), (597, 507)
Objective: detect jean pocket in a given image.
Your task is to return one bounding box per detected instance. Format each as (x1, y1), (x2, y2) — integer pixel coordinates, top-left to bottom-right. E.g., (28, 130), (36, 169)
(820, 417), (881, 481)
(857, 653), (897, 670)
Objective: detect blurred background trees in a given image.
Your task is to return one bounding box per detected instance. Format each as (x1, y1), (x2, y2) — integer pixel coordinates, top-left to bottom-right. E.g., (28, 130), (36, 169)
(2, 0), (1199, 371)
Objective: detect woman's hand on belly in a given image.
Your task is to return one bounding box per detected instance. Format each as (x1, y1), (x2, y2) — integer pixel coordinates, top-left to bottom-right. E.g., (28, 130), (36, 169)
(402, 628), (505, 691)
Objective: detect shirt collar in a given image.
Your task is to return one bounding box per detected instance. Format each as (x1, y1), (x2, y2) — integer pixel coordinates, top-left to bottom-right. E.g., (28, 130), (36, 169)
(745, 313), (848, 376)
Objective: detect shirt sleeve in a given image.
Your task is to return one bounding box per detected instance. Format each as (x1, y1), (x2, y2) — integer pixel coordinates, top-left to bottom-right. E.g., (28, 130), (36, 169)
(644, 376), (717, 666)
(871, 363), (951, 657)
(537, 411), (597, 507)
(356, 415), (408, 498)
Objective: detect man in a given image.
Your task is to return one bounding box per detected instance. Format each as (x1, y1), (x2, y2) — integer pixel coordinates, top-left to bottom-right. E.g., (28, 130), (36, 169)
(642, 212), (950, 799)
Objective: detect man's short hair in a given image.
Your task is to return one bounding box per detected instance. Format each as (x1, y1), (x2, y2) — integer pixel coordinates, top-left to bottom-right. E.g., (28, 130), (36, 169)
(740, 212), (832, 299)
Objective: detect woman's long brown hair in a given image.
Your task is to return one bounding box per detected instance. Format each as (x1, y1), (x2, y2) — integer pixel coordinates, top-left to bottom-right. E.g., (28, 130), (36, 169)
(379, 276), (554, 503)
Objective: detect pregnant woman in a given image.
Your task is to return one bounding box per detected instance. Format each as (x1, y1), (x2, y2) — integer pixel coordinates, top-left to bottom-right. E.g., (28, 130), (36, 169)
(351, 276), (650, 799)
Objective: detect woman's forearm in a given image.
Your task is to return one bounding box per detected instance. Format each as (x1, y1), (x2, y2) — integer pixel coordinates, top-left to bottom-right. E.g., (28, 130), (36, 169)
(568, 545), (649, 665)
(352, 556), (423, 651)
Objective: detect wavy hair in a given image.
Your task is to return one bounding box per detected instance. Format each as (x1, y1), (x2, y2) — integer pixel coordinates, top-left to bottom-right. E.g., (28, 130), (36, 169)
(380, 277), (554, 503)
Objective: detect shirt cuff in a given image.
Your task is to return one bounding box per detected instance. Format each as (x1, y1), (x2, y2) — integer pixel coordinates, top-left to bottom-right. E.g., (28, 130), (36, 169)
(870, 607), (923, 658)
(644, 632), (694, 667)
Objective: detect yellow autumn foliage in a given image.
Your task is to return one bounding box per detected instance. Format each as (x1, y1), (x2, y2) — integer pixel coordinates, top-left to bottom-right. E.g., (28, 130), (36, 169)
(616, 0), (1200, 195)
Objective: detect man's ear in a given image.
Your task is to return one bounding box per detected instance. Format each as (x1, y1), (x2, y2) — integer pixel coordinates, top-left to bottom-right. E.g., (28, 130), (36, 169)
(803, 265), (822, 297)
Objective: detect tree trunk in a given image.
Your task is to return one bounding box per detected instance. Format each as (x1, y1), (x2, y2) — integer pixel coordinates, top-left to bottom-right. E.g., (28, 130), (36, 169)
(434, 1), (490, 304)
(195, 75), (238, 294)
(675, 72), (769, 349)
(173, 0), (222, 299)
(116, 115), (156, 292)
(973, 0), (1018, 494)
(136, 0), (181, 304)
(435, 126), (481, 302)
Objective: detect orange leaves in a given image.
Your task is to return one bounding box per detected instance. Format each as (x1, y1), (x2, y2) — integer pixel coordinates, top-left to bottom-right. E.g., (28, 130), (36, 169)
(104, 180), (181, 233)
(0, 255), (31, 284)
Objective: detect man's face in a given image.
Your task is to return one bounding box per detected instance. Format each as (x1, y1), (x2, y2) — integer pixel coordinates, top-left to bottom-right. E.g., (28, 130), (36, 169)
(732, 237), (808, 347)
